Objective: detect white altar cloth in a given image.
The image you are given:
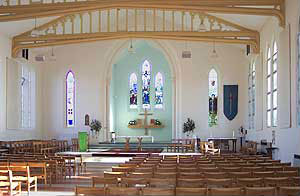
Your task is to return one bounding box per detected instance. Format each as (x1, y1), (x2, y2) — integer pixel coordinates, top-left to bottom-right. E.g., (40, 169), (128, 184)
(116, 136), (154, 143)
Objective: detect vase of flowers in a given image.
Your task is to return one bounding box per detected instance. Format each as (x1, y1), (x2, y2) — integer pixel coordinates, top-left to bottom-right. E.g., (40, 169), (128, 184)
(183, 118), (196, 137)
(89, 119), (102, 137)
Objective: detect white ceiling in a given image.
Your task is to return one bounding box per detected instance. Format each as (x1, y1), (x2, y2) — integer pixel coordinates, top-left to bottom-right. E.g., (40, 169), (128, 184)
(211, 14), (270, 31)
(0, 17), (58, 38)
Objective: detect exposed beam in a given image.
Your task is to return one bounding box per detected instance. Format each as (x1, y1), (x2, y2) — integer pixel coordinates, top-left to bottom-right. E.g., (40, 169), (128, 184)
(14, 31), (258, 42)
(12, 34), (258, 57)
(0, 0), (285, 26)
(11, 7), (260, 57)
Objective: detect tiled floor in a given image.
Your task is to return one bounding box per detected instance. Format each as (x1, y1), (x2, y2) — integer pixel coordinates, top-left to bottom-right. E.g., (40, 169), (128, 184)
(27, 157), (131, 196)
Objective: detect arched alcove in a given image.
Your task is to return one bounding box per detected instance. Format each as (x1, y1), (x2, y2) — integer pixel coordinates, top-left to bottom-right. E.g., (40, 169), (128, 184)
(108, 41), (173, 142)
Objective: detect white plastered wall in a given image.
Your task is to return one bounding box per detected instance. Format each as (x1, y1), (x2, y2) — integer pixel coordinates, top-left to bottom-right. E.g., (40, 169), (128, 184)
(246, 0), (300, 163)
(0, 33), (43, 140)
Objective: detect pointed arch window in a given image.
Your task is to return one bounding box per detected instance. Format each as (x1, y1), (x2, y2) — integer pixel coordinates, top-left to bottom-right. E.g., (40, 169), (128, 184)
(266, 41), (278, 127)
(208, 69), (218, 127)
(142, 60), (151, 109)
(248, 61), (256, 129)
(66, 71), (75, 127)
(155, 72), (164, 109)
(129, 73), (138, 109)
(21, 65), (32, 128)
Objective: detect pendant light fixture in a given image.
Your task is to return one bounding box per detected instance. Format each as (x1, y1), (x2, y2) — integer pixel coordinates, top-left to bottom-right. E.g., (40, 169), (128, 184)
(211, 41), (218, 59)
(49, 47), (56, 61)
(128, 38), (135, 54)
(198, 18), (206, 32)
(182, 40), (191, 58)
(31, 18), (40, 37)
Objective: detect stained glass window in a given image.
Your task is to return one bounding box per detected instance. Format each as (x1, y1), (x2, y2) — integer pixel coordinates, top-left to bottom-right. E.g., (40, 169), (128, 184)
(129, 73), (138, 109)
(208, 69), (218, 127)
(248, 61), (256, 129)
(142, 60), (151, 109)
(21, 65), (31, 128)
(155, 72), (163, 109)
(266, 41), (278, 127)
(66, 71), (75, 127)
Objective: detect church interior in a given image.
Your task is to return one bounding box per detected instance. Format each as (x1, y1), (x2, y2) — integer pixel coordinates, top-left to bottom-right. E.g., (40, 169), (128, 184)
(0, 0), (300, 195)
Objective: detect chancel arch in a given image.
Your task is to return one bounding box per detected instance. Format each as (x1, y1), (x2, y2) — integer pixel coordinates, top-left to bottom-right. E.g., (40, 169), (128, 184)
(106, 40), (177, 142)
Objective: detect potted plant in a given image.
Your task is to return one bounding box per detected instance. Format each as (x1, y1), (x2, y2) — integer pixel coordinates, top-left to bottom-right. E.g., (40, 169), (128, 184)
(183, 118), (196, 137)
(89, 119), (102, 137)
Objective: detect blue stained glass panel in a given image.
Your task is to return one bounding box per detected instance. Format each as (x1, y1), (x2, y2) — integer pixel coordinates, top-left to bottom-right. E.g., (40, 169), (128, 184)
(66, 71), (75, 127)
(155, 72), (163, 109)
(129, 73), (138, 109)
(142, 60), (151, 109)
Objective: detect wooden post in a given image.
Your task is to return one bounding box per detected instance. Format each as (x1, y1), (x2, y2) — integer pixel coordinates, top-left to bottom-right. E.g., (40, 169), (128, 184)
(172, 11), (175, 31)
(144, 9), (146, 31)
(107, 9), (110, 32)
(134, 9), (137, 32)
(80, 14), (83, 33)
(182, 11), (184, 31)
(124, 137), (130, 151)
(116, 8), (119, 32)
(163, 10), (165, 31)
(89, 12), (92, 33)
(126, 9), (128, 32)
(137, 137), (143, 152)
(99, 10), (101, 32)
(153, 9), (156, 31)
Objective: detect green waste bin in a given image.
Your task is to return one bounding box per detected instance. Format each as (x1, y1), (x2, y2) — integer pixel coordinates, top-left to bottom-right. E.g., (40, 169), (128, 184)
(78, 132), (88, 152)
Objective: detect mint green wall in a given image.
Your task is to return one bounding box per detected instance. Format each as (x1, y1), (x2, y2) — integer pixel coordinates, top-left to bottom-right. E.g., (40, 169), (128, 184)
(110, 41), (172, 142)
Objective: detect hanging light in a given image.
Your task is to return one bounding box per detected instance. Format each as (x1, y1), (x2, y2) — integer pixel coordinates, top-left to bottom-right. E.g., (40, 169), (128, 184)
(182, 41), (191, 58)
(31, 18), (40, 37)
(211, 41), (218, 59)
(128, 39), (135, 54)
(49, 47), (56, 61)
(198, 19), (206, 32)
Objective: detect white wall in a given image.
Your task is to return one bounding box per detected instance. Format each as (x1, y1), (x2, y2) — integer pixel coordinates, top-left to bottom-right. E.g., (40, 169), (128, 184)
(39, 39), (248, 144)
(1, 1), (299, 164)
(246, 0), (300, 163)
(0, 33), (43, 140)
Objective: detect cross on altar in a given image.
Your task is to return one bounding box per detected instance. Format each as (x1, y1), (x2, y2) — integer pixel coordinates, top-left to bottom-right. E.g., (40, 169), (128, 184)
(139, 109), (153, 135)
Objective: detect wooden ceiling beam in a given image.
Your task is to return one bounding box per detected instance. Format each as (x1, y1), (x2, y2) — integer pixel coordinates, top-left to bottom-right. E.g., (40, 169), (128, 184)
(12, 33), (257, 57)
(14, 31), (258, 42)
(0, 0), (285, 26)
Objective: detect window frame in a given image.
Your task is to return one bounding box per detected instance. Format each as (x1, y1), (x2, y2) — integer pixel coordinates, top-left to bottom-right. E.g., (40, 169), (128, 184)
(141, 60), (152, 110)
(154, 72), (164, 109)
(208, 68), (219, 127)
(66, 70), (75, 128)
(129, 72), (138, 109)
(266, 41), (278, 128)
(248, 60), (256, 130)
(21, 64), (32, 129)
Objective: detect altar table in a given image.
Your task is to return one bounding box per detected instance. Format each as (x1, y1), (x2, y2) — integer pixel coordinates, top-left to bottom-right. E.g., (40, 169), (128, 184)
(116, 136), (154, 143)
(207, 137), (237, 153)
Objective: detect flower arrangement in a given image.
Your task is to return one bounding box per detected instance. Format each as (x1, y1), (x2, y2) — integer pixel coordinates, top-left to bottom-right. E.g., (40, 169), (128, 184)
(128, 120), (137, 125)
(154, 119), (161, 126)
(89, 119), (102, 133)
(183, 118), (196, 136)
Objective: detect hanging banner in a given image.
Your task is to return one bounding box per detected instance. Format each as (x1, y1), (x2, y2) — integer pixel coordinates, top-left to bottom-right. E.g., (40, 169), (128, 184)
(223, 85), (238, 121)
(78, 132), (88, 152)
